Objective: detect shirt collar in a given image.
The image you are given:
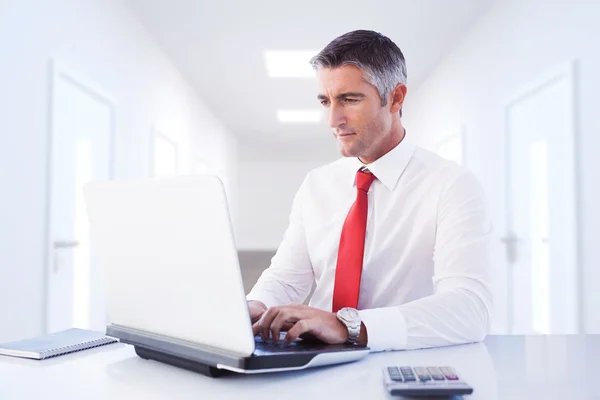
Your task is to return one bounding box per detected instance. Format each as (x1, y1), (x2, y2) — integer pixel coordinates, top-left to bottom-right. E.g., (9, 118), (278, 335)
(345, 133), (416, 191)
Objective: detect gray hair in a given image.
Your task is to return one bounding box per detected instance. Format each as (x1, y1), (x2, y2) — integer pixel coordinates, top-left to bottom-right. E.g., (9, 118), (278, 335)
(310, 30), (407, 116)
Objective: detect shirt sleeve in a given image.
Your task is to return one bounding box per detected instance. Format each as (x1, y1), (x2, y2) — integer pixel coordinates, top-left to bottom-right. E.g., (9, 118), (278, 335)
(246, 174), (315, 309)
(359, 169), (494, 352)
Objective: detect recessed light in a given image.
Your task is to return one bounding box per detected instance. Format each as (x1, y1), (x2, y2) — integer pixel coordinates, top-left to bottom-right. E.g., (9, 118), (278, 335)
(277, 109), (322, 123)
(264, 50), (318, 78)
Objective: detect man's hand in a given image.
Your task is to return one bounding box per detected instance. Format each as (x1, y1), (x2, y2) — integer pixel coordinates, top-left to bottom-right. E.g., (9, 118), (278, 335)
(248, 300), (268, 325)
(252, 304), (351, 345)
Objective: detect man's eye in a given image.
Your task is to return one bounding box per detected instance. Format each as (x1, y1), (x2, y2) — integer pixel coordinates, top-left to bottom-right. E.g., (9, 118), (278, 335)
(344, 98), (359, 103)
(320, 100), (329, 106)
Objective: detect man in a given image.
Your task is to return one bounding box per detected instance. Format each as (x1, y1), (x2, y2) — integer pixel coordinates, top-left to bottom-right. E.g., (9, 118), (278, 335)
(247, 30), (493, 352)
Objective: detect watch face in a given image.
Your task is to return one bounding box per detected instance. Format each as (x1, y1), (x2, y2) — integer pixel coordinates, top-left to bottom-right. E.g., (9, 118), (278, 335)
(340, 307), (360, 321)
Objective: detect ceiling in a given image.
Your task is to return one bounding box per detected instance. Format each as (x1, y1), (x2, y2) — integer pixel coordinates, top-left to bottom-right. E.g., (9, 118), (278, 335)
(126, 0), (495, 161)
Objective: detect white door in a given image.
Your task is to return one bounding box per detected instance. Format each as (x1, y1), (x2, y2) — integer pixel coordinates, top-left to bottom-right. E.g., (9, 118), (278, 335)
(46, 61), (116, 333)
(505, 62), (579, 334)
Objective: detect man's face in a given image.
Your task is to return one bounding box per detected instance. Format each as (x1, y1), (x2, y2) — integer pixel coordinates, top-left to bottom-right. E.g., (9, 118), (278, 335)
(316, 65), (393, 161)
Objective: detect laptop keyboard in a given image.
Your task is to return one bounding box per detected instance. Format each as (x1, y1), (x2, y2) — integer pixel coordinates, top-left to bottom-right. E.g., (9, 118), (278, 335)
(255, 336), (319, 352)
(253, 335), (356, 354)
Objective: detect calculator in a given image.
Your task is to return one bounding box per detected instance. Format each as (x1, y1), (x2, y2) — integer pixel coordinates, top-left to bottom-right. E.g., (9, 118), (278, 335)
(383, 366), (473, 397)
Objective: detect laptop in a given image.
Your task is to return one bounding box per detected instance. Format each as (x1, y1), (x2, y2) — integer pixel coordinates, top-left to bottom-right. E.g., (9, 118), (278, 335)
(83, 174), (369, 377)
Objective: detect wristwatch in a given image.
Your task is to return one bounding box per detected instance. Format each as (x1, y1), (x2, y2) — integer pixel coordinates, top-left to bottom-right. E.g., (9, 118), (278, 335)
(336, 307), (362, 345)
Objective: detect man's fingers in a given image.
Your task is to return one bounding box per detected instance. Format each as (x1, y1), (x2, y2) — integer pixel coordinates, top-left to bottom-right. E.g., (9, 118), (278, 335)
(251, 313), (264, 325)
(253, 318), (295, 340)
(270, 311), (303, 343)
(258, 307), (280, 341)
(282, 321), (295, 331)
(248, 300), (267, 324)
(284, 319), (315, 344)
(252, 304), (313, 341)
(252, 321), (260, 337)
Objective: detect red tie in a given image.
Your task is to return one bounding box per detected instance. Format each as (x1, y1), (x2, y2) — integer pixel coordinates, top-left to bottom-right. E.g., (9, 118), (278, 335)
(332, 169), (376, 312)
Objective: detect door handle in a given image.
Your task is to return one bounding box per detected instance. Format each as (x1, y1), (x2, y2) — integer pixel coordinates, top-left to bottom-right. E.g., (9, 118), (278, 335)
(52, 240), (80, 273)
(500, 232), (520, 263)
(53, 240), (80, 249)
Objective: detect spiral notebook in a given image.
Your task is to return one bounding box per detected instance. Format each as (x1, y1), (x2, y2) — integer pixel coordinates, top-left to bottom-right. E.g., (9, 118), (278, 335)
(0, 328), (118, 360)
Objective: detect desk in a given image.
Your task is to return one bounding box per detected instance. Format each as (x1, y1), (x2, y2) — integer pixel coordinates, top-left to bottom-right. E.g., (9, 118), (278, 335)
(1, 335), (598, 399)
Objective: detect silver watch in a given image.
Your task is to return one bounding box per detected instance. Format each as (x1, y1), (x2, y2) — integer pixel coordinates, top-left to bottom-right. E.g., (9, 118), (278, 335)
(336, 307), (362, 345)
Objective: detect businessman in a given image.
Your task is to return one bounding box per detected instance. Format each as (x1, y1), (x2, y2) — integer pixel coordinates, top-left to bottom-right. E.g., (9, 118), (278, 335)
(247, 30), (493, 352)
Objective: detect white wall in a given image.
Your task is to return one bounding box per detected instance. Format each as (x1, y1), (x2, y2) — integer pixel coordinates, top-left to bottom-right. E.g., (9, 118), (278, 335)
(236, 161), (328, 250)
(0, 0), (237, 342)
(403, 0), (600, 333)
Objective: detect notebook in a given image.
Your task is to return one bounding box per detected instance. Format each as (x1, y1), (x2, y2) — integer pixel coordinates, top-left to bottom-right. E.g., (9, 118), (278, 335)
(0, 328), (118, 360)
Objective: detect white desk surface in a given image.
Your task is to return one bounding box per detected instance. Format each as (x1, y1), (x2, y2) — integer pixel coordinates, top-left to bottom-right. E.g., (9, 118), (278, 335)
(1, 335), (597, 399)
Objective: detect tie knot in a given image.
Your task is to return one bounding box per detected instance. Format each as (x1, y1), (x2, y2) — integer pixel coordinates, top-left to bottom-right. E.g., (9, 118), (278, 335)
(356, 170), (376, 192)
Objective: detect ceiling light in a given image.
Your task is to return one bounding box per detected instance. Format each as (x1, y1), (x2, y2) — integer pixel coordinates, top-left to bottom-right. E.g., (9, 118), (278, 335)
(277, 109), (322, 123)
(264, 50), (318, 78)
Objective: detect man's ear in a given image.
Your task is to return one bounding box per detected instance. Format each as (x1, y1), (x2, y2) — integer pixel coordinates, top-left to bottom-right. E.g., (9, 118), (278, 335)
(390, 83), (407, 114)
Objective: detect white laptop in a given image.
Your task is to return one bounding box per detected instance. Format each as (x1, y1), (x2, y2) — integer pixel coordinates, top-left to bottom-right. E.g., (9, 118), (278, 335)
(83, 174), (369, 377)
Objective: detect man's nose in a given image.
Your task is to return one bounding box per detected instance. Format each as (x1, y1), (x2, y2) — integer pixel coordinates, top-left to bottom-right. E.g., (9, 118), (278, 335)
(327, 104), (347, 129)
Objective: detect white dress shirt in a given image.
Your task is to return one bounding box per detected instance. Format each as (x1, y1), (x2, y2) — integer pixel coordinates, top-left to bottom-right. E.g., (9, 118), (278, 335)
(246, 136), (493, 352)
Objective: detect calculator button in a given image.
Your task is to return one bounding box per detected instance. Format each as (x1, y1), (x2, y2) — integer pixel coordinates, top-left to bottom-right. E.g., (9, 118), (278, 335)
(387, 367), (403, 381)
(427, 367), (446, 380)
(414, 367), (432, 382)
(398, 367), (415, 378)
(441, 366), (459, 380)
